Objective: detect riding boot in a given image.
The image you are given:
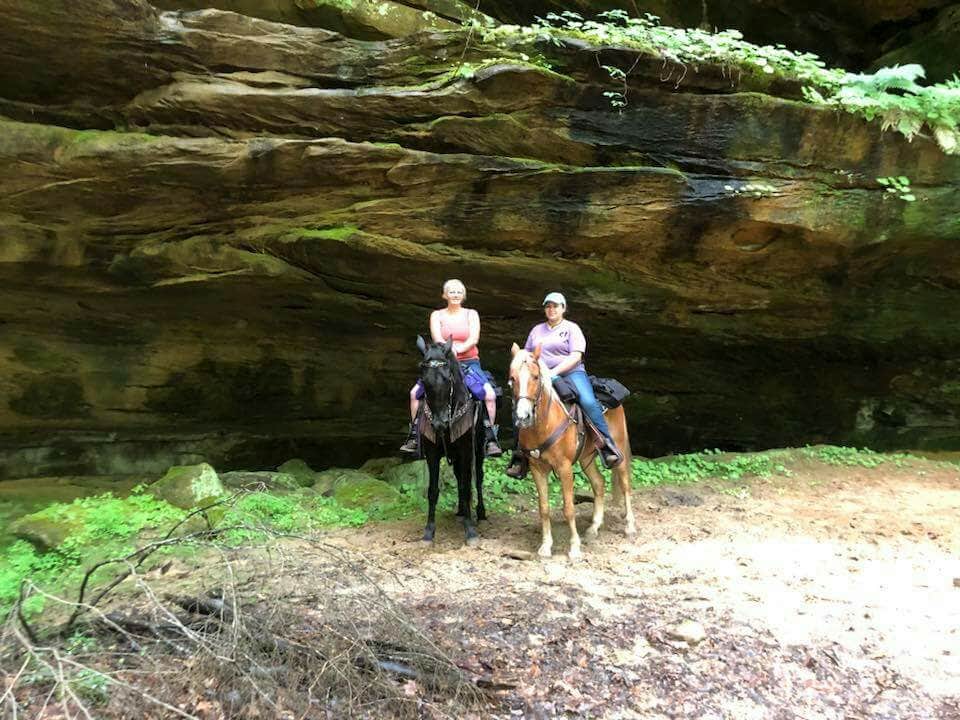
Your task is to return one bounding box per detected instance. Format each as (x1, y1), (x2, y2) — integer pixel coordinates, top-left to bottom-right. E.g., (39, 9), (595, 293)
(504, 452), (528, 479)
(599, 437), (624, 469)
(483, 421), (503, 458)
(399, 422), (419, 454)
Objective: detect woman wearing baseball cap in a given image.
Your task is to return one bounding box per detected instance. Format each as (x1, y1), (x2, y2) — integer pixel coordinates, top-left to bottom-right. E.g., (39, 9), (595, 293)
(506, 291), (623, 477)
(400, 279), (503, 457)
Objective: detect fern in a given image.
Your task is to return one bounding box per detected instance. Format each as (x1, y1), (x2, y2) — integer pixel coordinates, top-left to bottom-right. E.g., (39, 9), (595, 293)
(493, 13), (960, 153)
(843, 64), (926, 94)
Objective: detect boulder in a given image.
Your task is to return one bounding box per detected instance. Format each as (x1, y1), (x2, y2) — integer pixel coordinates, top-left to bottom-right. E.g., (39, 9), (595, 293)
(381, 459), (455, 494)
(277, 459), (318, 488)
(332, 477), (402, 509)
(312, 467), (380, 496)
(358, 456), (404, 478)
(10, 508), (87, 551)
(147, 463), (226, 509)
(220, 471), (300, 492)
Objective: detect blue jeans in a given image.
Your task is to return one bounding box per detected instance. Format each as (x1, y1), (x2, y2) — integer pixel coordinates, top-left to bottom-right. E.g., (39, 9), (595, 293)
(561, 370), (612, 441)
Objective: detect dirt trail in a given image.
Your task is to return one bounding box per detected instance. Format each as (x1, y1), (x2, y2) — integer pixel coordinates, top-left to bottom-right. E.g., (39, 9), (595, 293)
(325, 461), (960, 719)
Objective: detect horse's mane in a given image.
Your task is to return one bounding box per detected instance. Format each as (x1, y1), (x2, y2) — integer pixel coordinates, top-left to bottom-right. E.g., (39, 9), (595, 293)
(511, 349), (557, 403)
(424, 342), (469, 398)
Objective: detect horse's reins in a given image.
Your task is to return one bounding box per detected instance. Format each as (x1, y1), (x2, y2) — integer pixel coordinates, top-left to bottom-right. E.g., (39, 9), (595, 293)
(514, 360), (584, 461)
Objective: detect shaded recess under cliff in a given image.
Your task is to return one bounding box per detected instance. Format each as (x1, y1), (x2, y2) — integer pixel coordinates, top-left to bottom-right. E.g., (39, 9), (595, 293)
(0, 0), (958, 478)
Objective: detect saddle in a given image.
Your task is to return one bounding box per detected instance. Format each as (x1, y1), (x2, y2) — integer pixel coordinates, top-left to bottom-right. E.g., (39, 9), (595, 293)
(552, 375), (631, 411)
(527, 375), (629, 459)
(519, 402), (606, 462)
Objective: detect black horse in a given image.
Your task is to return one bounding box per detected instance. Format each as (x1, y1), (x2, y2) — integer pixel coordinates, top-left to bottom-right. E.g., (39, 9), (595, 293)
(416, 336), (486, 546)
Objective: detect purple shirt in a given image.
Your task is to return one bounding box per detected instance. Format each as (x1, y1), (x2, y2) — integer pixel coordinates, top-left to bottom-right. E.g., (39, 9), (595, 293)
(524, 319), (586, 374)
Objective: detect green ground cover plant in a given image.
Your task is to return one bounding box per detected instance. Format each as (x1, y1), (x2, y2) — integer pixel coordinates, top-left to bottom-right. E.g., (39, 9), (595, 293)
(0, 446), (929, 617)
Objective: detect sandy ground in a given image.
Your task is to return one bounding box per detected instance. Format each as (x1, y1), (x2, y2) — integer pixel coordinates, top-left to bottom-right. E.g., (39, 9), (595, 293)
(322, 459), (960, 719)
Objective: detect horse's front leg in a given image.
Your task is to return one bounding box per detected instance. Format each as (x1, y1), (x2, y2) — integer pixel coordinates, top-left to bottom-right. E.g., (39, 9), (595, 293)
(458, 445), (479, 547)
(530, 463), (552, 558)
(475, 426), (486, 522)
(557, 461), (582, 560)
(422, 445), (441, 544)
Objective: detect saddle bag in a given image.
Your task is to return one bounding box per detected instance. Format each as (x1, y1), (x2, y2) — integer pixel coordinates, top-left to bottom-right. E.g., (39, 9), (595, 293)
(589, 375), (631, 408)
(551, 376), (579, 404)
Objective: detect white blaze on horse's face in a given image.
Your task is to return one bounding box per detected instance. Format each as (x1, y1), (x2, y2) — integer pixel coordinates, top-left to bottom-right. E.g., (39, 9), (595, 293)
(515, 360), (533, 426)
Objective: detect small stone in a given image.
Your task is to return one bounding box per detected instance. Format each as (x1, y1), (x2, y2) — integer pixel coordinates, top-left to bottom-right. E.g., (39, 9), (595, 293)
(503, 550), (536, 561)
(953, 578), (960, 588)
(665, 620), (706, 646)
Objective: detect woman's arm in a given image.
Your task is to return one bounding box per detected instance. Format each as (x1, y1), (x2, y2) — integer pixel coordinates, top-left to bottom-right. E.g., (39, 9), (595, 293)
(429, 311), (445, 343)
(550, 352), (583, 377)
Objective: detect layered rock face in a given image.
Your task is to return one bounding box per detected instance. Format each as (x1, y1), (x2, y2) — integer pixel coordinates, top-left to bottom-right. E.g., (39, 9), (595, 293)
(0, 0), (958, 478)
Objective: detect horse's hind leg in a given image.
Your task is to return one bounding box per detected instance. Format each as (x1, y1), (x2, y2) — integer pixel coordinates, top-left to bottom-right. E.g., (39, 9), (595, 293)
(453, 456), (468, 517)
(475, 463), (486, 521)
(615, 462), (636, 537)
(581, 455), (605, 539)
(458, 445), (479, 546)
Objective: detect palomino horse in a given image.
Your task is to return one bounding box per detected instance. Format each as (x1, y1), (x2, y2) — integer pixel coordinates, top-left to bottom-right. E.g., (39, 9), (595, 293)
(417, 336), (486, 546)
(509, 344), (636, 559)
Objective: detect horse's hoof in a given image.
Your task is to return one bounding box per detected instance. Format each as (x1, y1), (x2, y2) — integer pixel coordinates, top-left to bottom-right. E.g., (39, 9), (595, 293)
(568, 548), (583, 562)
(624, 526), (637, 538)
(465, 536), (480, 548)
(421, 537), (434, 546)
(537, 546), (552, 559)
(585, 525), (600, 539)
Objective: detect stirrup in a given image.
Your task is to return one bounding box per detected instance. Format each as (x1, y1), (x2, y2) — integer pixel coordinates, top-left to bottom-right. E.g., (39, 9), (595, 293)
(504, 454), (528, 479)
(399, 423), (418, 454)
(600, 441), (623, 469)
(483, 423), (503, 458)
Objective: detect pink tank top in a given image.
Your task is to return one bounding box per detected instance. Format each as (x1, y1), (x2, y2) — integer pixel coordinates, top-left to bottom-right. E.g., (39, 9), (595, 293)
(437, 309), (479, 362)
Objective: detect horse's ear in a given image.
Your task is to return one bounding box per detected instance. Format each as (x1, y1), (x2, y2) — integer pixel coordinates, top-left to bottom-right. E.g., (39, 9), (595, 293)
(510, 342), (520, 357)
(416, 335), (427, 356)
(442, 336), (454, 356)
(532, 343), (542, 361)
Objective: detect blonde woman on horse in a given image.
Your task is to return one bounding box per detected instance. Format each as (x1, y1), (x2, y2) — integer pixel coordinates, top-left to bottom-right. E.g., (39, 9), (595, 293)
(506, 291), (623, 477)
(401, 279), (503, 457)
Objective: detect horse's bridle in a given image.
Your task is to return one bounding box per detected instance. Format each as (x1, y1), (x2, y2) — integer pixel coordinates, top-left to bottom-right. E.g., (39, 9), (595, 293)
(511, 357), (546, 427)
(512, 357), (581, 460)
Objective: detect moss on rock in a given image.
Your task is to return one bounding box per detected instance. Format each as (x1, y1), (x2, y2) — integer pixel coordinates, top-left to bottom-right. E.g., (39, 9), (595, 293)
(148, 463), (225, 509)
(312, 467), (380, 495)
(332, 476), (401, 508)
(10, 509), (87, 551)
(277, 459), (320, 487)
